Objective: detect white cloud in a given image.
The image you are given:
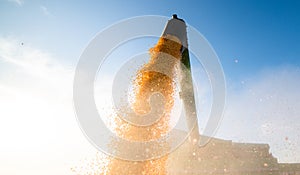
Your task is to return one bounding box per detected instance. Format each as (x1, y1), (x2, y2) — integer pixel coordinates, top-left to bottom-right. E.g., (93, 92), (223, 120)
(217, 65), (300, 163)
(7, 0), (24, 6)
(40, 5), (53, 17)
(0, 37), (94, 175)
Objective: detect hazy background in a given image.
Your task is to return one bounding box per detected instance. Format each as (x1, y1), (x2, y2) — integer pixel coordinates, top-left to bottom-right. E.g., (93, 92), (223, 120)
(0, 0), (299, 174)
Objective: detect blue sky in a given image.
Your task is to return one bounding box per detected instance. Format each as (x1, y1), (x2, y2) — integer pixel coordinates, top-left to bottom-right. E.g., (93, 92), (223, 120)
(1, 0), (299, 80)
(0, 1), (300, 174)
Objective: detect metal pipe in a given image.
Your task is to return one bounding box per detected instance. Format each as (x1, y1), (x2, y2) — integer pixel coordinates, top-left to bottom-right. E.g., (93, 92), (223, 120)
(162, 14), (200, 144)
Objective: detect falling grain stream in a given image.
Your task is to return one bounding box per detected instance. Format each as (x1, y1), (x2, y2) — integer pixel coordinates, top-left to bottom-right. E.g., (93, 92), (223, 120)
(103, 35), (182, 175)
